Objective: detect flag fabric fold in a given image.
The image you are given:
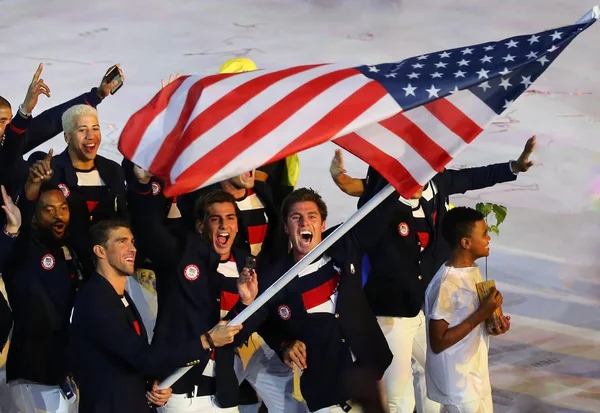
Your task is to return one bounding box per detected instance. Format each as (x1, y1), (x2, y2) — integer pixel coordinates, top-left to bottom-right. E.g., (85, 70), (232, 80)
(118, 8), (598, 198)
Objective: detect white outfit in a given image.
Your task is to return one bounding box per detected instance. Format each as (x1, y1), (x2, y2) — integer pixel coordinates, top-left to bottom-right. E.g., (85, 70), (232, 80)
(234, 334), (308, 413)
(377, 313), (442, 413)
(159, 394), (239, 413)
(424, 264), (492, 411)
(8, 380), (76, 413)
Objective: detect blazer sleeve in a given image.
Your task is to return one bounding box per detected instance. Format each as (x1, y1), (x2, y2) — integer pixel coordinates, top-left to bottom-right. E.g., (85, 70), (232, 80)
(74, 298), (210, 375)
(434, 162), (517, 196)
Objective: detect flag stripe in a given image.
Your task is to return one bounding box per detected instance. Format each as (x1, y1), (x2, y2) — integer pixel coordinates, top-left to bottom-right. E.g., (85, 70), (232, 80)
(424, 98), (483, 143)
(333, 132), (422, 197)
(118, 75), (192, 160)
(445, 90), (497, 129)
(169, 69), (376, 194)
(168, 64), (331, 179)
(380, 113), (452, 172)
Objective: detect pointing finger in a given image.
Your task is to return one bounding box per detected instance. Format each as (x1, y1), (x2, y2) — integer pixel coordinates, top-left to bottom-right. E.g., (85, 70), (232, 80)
(32, 63), (43, 83)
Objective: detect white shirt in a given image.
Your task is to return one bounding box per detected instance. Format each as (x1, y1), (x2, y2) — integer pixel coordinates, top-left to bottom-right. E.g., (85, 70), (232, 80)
(424, 263), (491, 405)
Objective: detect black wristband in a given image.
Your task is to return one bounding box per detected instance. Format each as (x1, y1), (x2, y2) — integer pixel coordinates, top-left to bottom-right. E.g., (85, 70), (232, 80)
(203, 332), (216, 350)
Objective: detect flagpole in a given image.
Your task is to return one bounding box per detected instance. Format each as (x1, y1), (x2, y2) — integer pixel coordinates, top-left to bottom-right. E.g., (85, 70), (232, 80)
(158, 182), (397, 389)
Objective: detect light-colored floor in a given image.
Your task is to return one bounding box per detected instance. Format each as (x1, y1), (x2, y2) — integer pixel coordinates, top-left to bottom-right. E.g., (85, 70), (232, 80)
(2, 0), (599, 411)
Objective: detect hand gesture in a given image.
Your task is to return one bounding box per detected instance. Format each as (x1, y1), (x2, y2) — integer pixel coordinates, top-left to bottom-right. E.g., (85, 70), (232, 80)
(161, 73), (181, 89)
(28, 149), (54, 183)
(488, 315), (511, 336)
(330, 149), (347, 180)
(480, 287), (503, 319)
(146, 381), (172, 407)
(97, 64), (124, 99)
(283, 340), (307, 370)
(207, 320), (243, 347)
(511, 136), (536, 173)
(21, 63), (51, 114)
(237, 266), (258, 305)
(1, 185), (21, 233)
(133, 164), (153, 185)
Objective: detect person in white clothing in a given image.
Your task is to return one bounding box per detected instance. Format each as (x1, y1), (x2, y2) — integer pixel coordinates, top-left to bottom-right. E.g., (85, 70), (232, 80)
(424, 207), (510, 413)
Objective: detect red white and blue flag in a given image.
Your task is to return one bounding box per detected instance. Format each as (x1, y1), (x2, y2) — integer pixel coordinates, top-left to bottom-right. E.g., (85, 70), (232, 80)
(118, 8), (597, 198)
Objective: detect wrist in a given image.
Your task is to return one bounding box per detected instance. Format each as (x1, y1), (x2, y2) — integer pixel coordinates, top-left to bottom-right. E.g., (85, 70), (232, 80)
(200, 334), (212, 351)
(509, 160), (519, 174)
(202, 332), (216, 350)
(18, 104), (32, 118)
(3, 224), (20, 238)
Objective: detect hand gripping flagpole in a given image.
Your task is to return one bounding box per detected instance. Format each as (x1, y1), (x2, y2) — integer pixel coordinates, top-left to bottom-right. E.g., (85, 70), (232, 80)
(158, 183), (397, 389)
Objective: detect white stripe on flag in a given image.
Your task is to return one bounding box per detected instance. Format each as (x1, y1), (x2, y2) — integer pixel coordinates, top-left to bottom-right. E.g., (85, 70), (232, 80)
(445, 89), (497, 129)
(402, 104), (470, 159)
(195, 73), (375, 189)
(353, 122), (435, 186)
(332, 93), (403, 139)
(170, 63), (353, 181)
(131, 76), (200, 168)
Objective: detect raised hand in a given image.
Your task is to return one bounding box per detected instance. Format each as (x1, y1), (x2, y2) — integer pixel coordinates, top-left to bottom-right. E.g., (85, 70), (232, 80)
(28, 149), (54, 183)
(161, 73), (181, 89)
(1, 185), (21, 233)
(330, 149), (347, 180)
(237, 266), (258, 305)
(133, 164), (153, 185)
(511, 136), (536, 173)
(21, 63), (51, 115)
(97, 64), (124, 98)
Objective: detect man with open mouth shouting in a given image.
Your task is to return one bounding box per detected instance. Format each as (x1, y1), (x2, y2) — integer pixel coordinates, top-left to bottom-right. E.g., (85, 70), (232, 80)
(127, 165), (297, 413)
(0, 153), (85, 413)
(229, 174), (402, 413)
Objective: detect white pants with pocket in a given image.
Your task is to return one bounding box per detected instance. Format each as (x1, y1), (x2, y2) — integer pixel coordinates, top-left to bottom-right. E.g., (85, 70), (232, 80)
(8, 380), (76, 413)
(377, 311), (442, 413)
(159, 393), (239, 413)
(234, 335), (308, 413)
(443, 394), (493, 413)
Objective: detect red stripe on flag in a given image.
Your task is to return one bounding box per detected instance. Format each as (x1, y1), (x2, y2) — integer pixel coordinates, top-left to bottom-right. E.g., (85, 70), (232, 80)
(167, 64), (326, 177)
(220, 290), (239, 312)
(148, 80), (209, 178)
(118, 75), (192, 159)
(301, 273), (340, 311)
(424, 98), (483, 143)
(248, 224), (268, 246)
(167, 67), (360, 196)
(380, 113), (451, 172)
(334, 132), (422, 198)
(261, 80), (389, 171)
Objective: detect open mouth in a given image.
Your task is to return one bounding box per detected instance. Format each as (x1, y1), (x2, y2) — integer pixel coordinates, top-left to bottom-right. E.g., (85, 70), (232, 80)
(299, 230), (313, 245)
(82, 143), (97, 154)
(216, 232), (230, 246)
(124, 256), (135, 264)
(53, 223), (66, 232)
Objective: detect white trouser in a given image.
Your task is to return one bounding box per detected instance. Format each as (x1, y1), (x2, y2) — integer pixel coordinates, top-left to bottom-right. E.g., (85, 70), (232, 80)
(312, 402), (362, 413)
(234, 335), (308, 413)
(8, 380), (76, 413)
(159, 393), (239, 413)
(377, 311), (442, 413)
(443, 394), (493, 413)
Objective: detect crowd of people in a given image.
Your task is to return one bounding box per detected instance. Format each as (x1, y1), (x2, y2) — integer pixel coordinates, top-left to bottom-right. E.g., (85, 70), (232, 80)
(0, 57), (535, 413)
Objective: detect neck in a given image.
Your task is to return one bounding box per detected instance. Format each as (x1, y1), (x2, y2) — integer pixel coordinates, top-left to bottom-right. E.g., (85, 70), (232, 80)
(447, 251), (476, 268)
(68, 147), (94, 170)
(220, 181), (246, 199)
(97, 264), (127, 295)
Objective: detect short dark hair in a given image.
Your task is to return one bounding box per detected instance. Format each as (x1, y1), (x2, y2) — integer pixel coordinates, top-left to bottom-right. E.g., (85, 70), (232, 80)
(0, 96), (10, 110)
(441, 206), (485, 249)
(39, 182), (62, 197)
(194, 190), (238, 222)
(281, 188), (328, 221)
(90, 219), (132, 250)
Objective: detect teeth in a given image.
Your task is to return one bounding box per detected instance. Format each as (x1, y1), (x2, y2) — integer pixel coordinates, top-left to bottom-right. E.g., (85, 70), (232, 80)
(300, 231), (312, 236)
(218, 233), (229, 237)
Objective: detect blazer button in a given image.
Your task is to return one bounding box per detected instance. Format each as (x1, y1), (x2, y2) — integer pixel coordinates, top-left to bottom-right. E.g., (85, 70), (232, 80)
(335, 313), (340, 318)
(418, 275), (423, 280)
(341, 338), (346, 343)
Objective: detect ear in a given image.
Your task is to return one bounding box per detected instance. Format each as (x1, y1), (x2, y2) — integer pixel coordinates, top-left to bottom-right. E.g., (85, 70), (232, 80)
(283, 222), (290, 236)
(64, 132), (68, 144)
(93, 245), (106, 260)
(195, 219), (203, 235)
(321, 220), (326, 232)
(460, 237), (470, 250)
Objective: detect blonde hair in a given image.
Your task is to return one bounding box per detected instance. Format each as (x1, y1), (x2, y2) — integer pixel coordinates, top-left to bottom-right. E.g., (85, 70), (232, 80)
(62, 105), (99, 135)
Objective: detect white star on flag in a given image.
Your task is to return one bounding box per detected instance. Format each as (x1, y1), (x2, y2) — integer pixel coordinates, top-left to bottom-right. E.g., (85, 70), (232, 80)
(476, 69), (490, 79)
(426, 85), (441, 98)
(521, 75), (533, 88)
(407, 72), (420, 79)
(550, 31), (563, 40)
(499, 78), (512, 90)
(403, 83), (417, 96)
(505, 39), (519, 48)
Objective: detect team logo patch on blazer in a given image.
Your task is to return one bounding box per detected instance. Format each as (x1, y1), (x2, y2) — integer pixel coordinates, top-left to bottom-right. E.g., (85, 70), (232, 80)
(41, 254), (55, 270)
(278, 305), (291, 320)
(58, 183), (70, 198)
(398, 222), (410, 237)
(151, 181), (161, 196)
(184, 264), (200, 281)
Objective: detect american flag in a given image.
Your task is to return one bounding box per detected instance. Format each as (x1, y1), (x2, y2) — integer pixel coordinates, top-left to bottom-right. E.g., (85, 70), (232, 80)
(118, 9), (597, 198)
